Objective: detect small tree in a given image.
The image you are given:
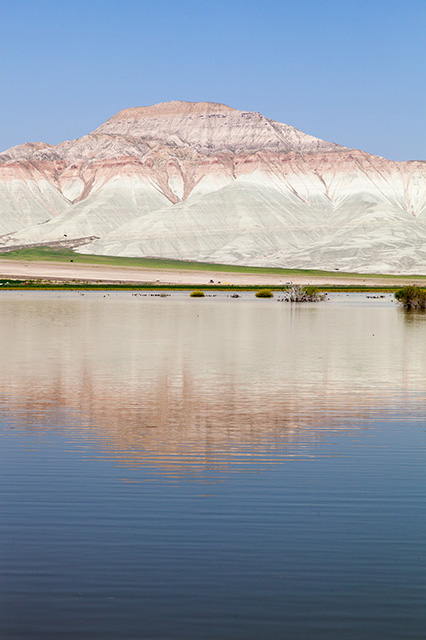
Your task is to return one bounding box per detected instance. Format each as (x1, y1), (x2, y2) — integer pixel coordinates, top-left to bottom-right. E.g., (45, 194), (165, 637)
(394, 286), (426, 310)
(282, 283), (324, 302)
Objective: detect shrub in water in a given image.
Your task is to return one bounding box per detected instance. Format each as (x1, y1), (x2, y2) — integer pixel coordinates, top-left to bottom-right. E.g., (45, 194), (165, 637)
(255, 289), (273, 298)
(303, 285), (320, 299)
(394, 286), (426, 310)
(282, 283), (324, 302)
(190, 290), (205, 297)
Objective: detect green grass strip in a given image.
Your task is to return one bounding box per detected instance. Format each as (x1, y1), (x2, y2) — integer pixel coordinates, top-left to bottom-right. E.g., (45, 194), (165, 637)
(1, 246), (425, 280)
(0, 279), (416, 293)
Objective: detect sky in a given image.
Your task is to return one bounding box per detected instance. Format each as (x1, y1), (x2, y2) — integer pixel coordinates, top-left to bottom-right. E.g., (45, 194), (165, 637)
(1, 0), (425, 161)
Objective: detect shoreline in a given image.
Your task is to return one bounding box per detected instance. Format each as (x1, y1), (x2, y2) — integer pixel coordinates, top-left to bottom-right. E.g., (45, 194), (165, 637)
(1, 259), (424, 288)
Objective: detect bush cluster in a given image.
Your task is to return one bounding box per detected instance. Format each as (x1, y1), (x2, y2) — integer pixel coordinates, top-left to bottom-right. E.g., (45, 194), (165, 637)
(255, 289), (274, 298)
(394, 286), (426, 310)
(282, 284), (324, 302)
(190, 290), (205, 297)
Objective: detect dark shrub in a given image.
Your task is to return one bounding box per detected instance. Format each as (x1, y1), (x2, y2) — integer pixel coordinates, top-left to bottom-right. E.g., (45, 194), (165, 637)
(394, 286), (426, 310)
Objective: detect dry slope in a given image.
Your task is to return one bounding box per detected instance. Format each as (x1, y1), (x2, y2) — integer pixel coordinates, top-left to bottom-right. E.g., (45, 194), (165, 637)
(1, 101), (425, 273)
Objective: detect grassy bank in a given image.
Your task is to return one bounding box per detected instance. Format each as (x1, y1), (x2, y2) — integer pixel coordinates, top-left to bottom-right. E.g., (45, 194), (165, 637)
(1, 246), (425, 280)
(0, 278), (410, 293)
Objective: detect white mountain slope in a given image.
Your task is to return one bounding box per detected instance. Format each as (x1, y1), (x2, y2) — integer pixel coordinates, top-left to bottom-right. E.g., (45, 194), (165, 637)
(9, 175), (173, 244)
(1, 100), (425, 273)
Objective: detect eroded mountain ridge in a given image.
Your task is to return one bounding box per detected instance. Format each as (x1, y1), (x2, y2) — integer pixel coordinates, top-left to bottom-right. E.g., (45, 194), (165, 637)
(1, 101), (425, 273)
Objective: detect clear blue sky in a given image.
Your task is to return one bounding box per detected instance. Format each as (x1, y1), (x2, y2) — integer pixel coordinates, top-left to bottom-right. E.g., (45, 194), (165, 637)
(1, 0), (425, 160)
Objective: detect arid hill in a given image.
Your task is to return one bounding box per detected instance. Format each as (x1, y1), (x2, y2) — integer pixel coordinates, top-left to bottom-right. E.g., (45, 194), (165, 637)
(1, 101), (425, 273)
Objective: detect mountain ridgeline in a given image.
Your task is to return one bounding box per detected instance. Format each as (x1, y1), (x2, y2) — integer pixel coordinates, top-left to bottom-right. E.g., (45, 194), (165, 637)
(1, 101), (425, 273)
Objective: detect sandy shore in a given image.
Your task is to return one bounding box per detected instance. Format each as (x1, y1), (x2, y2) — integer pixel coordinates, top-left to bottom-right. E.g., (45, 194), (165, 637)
(0, 259), (424, 287)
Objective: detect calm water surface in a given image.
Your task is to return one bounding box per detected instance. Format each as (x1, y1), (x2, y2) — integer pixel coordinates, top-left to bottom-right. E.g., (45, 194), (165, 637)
(1, 292), (425, 639)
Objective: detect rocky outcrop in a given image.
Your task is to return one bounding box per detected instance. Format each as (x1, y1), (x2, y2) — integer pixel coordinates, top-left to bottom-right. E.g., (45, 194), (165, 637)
(1, 100), (425, 273)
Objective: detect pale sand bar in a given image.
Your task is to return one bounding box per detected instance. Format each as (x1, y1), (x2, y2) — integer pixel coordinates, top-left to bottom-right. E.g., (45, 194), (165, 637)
(0, 259), (424, 287)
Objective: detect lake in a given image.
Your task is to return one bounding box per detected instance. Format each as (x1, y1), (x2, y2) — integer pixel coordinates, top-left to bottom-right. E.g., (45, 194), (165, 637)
(1, 291), (425, 639)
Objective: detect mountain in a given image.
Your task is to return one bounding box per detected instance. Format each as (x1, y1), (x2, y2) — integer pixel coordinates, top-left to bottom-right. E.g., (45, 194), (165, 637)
(1, 100), (425, 273)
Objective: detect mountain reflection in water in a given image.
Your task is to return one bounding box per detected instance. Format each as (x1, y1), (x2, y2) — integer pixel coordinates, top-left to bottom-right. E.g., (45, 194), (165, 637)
(1, 292), (424, 479)
(1, 292), (426, 640)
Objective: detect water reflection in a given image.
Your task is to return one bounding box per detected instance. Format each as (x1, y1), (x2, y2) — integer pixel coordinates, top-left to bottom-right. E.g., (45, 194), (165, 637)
(1, 292), (425, 478)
